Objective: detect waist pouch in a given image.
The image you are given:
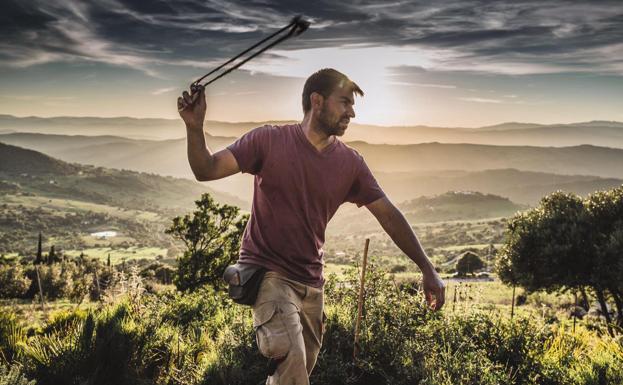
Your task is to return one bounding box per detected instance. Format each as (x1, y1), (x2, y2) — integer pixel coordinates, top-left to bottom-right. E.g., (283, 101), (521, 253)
(222, 263), (267, 305)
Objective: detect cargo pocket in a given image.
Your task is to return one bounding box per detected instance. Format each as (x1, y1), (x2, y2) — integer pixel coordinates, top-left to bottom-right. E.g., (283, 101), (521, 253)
(253, 301), (299, 359)
(319, 310), (327, 346)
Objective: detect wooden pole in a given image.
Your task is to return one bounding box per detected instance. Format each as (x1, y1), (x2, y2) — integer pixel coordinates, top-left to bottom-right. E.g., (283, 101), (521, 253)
(35, 265), (45, 311)
(510, 285), (516, 320)
(452, 285), (457, 312)
(353, 238), (370, 360)
(94, 270), (101, 300)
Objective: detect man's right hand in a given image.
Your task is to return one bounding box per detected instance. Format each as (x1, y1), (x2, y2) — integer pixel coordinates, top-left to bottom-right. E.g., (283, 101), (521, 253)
(178, 85), (206, 130)
(422, 268), (445, 311)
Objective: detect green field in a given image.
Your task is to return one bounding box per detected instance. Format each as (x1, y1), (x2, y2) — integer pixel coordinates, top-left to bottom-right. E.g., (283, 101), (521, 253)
(2, 194), (161, 221)
(64, 246), (169, 265)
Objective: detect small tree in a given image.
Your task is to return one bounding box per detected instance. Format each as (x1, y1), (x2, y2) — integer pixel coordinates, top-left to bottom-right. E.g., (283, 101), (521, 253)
(497, 190), (621, 335)
(166, 194), (248, 292)
(497, 192), (591, 292)
(456, 251), (484, 276)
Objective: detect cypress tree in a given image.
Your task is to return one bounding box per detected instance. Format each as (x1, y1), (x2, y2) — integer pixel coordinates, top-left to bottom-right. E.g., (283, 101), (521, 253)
(35, 232), (43, 265)
(48, 245), (56, 265)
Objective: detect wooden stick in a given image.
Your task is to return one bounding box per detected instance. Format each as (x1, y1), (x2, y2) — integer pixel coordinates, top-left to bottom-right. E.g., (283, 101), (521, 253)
(573, 291), (577, 333)
(35, 265), (45, 311)
(353, 238), (370, 360)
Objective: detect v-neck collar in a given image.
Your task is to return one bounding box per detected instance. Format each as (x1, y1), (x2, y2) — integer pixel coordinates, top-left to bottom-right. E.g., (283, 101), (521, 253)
(295, 123), (338, 156)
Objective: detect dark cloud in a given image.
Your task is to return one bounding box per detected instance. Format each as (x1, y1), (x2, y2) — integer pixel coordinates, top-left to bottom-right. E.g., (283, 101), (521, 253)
(1, 0), (622, 75)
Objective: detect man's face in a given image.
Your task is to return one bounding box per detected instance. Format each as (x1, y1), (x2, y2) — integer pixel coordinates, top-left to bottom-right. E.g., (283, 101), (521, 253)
(316, 86), (356, 137)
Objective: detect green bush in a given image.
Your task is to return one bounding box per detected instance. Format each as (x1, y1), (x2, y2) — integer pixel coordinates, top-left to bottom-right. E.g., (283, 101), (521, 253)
(0, 265), (31, 299)
(36, 264), (72, 301)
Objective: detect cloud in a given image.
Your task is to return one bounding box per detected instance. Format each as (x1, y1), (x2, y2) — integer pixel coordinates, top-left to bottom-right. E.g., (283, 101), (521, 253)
(151, 87), (177, 95)
(459, 97), (503, 104)
(389, 81), (457, 89)
(1, 0), (622, 78)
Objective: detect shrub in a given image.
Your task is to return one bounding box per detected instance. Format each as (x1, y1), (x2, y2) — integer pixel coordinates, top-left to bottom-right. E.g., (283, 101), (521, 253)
(36, 264), (72, 301)
(0, 265), (31, 299)
(389, 264), (407, 274)
(456, 251), (484, 276)
(0, 363), (35, 385)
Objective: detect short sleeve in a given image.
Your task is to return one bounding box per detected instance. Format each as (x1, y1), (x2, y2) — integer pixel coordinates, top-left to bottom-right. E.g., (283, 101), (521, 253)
(226, 125), (272, 175)
(344, 156), (386, 207)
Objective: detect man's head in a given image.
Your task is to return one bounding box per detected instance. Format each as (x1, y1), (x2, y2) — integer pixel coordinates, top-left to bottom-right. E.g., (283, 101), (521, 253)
(302, 68), (364, 136)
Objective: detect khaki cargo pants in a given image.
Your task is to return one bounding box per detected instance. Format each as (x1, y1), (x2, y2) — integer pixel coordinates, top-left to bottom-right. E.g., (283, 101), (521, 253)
(253, 271), (325, 385)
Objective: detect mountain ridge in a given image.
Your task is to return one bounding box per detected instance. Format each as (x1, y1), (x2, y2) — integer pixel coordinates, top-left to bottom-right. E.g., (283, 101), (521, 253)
(2, 114), (623, 147)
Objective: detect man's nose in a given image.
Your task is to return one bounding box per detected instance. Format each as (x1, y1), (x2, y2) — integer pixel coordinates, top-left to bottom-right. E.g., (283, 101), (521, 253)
(348, 106), (355, 118)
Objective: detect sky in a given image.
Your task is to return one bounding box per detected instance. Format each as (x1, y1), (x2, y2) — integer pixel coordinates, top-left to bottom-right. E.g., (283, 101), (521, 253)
(1, 0), (622, 127)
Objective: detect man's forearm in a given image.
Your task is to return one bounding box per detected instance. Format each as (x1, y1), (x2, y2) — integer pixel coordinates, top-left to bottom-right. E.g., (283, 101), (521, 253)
(378, 205), (435, 274)
(186, 124), (214, 181)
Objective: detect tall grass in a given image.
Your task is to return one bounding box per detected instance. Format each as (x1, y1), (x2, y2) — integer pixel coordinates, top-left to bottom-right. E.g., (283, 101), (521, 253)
(1, 265), (621, 385)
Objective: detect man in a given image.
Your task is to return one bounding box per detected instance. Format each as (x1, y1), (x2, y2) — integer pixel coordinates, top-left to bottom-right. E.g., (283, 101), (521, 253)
(178, 68), (445, 385)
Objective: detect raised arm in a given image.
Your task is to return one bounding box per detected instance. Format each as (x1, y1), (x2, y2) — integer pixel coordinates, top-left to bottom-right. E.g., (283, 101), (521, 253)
(366, 196), (446, 311)
(178, 86), (240, 181)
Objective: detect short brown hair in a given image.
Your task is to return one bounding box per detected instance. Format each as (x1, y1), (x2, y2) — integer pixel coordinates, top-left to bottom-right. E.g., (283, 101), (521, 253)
(301, 68), (364, 113)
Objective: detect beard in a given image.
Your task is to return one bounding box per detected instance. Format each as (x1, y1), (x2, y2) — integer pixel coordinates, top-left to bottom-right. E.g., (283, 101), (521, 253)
(317, 105), (349, 137)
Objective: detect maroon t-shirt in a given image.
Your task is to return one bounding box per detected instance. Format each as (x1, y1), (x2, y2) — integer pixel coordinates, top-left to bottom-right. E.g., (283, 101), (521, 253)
(227, 123), (385, 287)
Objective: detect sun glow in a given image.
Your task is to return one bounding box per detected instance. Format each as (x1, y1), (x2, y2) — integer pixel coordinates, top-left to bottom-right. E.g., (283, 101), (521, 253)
(245, 45), (434, 126)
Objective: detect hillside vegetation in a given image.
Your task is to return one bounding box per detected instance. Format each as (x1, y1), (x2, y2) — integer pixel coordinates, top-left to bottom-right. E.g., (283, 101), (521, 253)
(1, 265), (621, 385)
(0, 143), (246, 256)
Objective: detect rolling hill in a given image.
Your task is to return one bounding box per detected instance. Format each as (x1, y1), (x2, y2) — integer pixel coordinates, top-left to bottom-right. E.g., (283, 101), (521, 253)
(374, 169), (623, 205)
(0, 142), (247, 212)
(326, 191), (523, 239)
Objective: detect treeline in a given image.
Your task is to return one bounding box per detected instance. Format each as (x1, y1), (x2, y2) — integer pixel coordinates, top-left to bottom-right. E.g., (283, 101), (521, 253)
(0, 250), (175, 302)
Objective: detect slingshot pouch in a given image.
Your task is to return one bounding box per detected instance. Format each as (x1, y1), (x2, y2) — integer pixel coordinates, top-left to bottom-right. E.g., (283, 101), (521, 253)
(223, 263), (267, 305)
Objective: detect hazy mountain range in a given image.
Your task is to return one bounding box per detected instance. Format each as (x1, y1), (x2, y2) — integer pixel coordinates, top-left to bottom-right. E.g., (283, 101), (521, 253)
(2, 131), (622, 205)
(2, 115), (623, 148)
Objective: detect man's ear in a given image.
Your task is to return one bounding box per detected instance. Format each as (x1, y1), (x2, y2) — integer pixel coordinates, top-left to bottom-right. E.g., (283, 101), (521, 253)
(310, 92), (324, 111)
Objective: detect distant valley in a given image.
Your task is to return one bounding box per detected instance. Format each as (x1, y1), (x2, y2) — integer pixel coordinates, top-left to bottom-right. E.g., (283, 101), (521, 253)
(1, 144), (523, 263)
(2, 131), (622, 205)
